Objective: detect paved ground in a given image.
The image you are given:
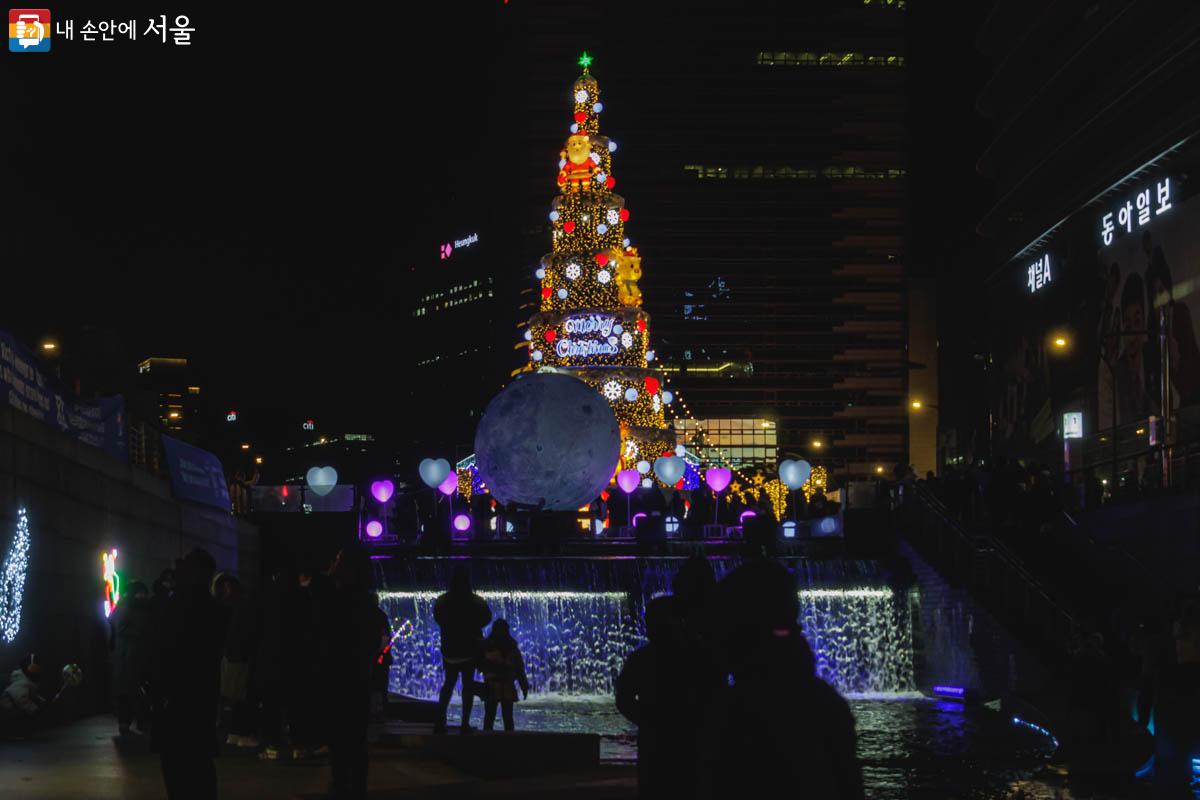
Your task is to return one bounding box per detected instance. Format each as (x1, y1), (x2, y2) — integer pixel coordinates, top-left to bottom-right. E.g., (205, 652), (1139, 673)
(0, 716), (636, 799)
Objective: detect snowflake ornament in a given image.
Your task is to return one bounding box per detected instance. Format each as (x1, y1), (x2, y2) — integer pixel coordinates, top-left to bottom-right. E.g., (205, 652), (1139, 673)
(597, 269), (611, 284)
(565, 263), (581, 280)
(606, 209), (619, 224)
(621, 332), (633, 349)
(575, 89), (589, 103)
(603, 381), (622, 401)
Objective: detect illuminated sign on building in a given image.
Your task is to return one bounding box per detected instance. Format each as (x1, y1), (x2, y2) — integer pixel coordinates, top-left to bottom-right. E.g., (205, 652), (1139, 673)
(1063, 411), (1083, 440)
(302, 419), (315, 431)
(1026, 254), (1052, 293)
(1100, 178), (1173, 246)
(556, 313), (620, 359)
(226, 411), (238, 422)
(439, 233), (480, 260)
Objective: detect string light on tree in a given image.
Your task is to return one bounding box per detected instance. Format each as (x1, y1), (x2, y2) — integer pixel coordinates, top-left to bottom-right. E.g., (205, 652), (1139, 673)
(0, 507), (31, 644)
(527, 56), (674, 475)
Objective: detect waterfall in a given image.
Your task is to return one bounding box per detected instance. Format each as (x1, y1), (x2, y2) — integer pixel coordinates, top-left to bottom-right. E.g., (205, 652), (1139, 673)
(380, 585), (913, 698)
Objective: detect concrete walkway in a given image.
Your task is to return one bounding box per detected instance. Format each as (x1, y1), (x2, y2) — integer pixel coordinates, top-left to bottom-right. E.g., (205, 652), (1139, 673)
(0, 716), (636, 799)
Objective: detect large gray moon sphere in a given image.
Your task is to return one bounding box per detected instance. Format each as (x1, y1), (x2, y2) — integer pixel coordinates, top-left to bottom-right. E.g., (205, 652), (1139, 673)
(474, 372), (620, 511)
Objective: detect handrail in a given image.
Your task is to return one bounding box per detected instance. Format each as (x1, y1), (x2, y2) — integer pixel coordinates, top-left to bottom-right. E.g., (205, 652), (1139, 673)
(903, 483), (1078, 653)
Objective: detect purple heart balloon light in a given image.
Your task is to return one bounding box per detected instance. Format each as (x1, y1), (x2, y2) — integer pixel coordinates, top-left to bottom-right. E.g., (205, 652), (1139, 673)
(705, 468), (732, 493)
(370, 480), (395, 504)
(616, 469), (640, 495)
(365, 520), (383, 539)
(437, 472), (458, 496)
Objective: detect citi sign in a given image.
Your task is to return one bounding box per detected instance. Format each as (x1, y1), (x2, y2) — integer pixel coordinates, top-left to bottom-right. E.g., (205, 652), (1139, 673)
(302, 420), (315, 431)
(439, 232), (480, 260)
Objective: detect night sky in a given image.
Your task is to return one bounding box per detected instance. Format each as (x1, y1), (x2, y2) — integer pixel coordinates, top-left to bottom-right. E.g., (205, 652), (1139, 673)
(2, 2), (991, 440)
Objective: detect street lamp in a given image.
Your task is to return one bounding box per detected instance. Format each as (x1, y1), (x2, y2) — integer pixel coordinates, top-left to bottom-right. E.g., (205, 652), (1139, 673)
(39, 338), (59, 355)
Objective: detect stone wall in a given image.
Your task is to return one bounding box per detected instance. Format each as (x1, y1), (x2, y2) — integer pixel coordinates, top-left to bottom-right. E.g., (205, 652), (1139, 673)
(0, 407), (258, 711)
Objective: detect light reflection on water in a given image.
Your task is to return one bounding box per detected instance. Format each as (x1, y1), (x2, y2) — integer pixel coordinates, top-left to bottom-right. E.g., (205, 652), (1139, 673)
(444, 694), (1065, 799)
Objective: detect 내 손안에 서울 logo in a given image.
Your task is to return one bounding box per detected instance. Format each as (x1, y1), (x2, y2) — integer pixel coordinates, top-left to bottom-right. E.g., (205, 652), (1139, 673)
(9, 8), (50, 52)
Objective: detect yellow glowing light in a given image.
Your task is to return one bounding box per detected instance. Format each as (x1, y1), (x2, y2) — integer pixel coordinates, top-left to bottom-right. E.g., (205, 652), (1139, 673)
(1136, 428), (1145, 435)
(240, 443), (250, 450)
(168, 411), (180, 419)
(1054, 337), (1067, 348)
(876, 465), (884, 474)
(40, 340), (58, 352)
(811, 440), (823, 449)
(911, 400), (922, 410)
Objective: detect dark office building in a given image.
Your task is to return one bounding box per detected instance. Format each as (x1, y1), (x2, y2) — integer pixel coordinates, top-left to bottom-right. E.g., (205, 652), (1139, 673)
(975, 2), (1200, 499)
(479, 1), (910, 478)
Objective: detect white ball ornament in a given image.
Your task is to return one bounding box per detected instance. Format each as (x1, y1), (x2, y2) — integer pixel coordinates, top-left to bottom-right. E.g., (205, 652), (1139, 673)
(557, 288), (568, 299)
(645, 350), (656, 362)
(636, 460), (651, 475)
(663, 391), (674, 405)
(612, 324), (623, 334)
(535, 267), (546, 279)
(597, 269), (611, 284)
(570, 123), (579, 134)
(523, 330), (532, 341)
(593, 102), (604, 113)
(597, 223), (608, 234)
(608, 141), (617, 152)
(549, 210), (559, 221)
(625, 387), (638, 402)
(623, 238), (631, 247)
(532, 350), (543, 362)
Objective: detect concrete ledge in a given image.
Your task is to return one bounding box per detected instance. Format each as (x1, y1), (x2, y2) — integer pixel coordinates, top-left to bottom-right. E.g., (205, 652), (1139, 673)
(380, 723), (600, 778)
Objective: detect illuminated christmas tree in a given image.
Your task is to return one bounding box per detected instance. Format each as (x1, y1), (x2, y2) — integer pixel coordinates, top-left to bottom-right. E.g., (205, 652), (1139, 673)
(523, 55), (675, 478)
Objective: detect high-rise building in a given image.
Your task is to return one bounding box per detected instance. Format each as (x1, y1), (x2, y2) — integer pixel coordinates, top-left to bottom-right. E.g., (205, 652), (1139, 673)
(482, 1), (909, 478)
(135, 357), (200, 436)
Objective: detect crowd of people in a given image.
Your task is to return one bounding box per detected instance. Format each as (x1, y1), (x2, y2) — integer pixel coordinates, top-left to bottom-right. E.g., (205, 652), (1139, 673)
(101, 545), (388, 799)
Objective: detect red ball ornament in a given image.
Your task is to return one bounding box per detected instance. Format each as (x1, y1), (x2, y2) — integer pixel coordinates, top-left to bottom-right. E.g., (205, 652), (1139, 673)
(595, 252), (609, 266)
(563, 220), (576, 233)
(636, 319), (647, 333)
(574, 111), (587, 124)
(541, 287), (552, 300)
(644, 377), (660, 395)
(605, 176), (616, 189)
(619, 208), (630, 222)
(544, 329), (557, 343)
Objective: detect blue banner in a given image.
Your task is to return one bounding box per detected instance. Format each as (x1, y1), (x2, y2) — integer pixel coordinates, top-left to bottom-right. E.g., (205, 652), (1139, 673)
(161, 434), (231, 511)
(0, 330), (127, 461)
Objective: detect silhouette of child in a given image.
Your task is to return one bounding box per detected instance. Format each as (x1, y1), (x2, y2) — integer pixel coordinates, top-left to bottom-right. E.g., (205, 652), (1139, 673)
(479, 619), (529, 732)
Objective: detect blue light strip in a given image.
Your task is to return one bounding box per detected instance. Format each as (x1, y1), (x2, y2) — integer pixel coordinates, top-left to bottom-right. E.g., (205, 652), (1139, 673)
(932, 685), (965, 698)
(1011, 716), (1060, 751)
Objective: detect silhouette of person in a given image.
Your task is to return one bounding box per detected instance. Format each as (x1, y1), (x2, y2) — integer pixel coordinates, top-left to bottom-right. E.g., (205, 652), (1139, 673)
(617, 595), (712, 798)
(433, 566), (491, 733)
(711, 560), (863, 799)
(479, 619), (529, 731)
(322, 545), (381, 800)
(153, 548), (224, 800)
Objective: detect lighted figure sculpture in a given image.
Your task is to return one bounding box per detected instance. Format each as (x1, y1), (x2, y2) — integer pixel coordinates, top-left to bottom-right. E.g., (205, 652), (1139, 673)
(102, 549), (120, 619)
(525, 55), (674, 477)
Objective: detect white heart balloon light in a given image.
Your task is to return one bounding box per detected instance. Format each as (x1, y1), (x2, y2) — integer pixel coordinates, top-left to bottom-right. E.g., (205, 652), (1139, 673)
(306, 466), (338, 497)
(653, 456), (685, 486)
(418, 458), (452, 489)
(779, 459), (812, 491)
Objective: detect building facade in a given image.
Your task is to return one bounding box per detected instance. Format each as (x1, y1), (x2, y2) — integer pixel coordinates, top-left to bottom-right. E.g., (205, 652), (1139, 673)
(976, 2), (1200, 500)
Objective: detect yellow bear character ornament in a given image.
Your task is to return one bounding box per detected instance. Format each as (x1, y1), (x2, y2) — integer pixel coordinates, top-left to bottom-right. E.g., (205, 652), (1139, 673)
(614, 248), (643, 307)
(557, 134), (599, 192)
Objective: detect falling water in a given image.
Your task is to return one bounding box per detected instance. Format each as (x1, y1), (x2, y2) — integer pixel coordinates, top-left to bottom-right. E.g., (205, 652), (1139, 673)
(380, 585), (913, 698)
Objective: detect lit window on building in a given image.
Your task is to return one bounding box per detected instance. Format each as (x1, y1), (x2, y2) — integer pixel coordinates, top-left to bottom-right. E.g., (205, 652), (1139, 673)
(673, 418), (778, 469)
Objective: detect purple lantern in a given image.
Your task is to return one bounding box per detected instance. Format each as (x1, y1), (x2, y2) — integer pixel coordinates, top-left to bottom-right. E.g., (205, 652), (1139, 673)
(705, 468), (732, 493)
(453, 513), (472, 532)
(365, 520), (383, 538)
(438, 472), (458, 496)
(616, 469), (640, 495)
(370, 480), (395, 504)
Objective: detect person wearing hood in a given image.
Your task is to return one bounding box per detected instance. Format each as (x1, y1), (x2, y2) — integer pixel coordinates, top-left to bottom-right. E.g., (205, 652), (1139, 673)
(110, 580), (154, 738)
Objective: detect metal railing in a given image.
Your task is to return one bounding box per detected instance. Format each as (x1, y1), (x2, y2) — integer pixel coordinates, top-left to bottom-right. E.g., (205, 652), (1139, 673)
(900, 483), (1078, 659)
